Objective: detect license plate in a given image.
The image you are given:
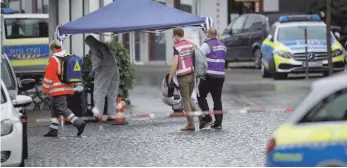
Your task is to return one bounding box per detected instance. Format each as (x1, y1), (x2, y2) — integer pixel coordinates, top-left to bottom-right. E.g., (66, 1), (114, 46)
(303, 61), (323, 67)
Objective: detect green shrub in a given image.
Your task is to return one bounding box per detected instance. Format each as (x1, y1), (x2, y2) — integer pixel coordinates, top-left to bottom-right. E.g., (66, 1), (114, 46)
(107, 37), (136, 104)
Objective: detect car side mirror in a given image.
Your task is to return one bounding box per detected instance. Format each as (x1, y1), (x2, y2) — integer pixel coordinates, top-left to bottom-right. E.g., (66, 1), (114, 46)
(267, 35), (273, 41)
(8, 90), (17, 100)
(12, 95), (32, 108)
(19, 78), (36, 93)
(334, 32), (341, 39)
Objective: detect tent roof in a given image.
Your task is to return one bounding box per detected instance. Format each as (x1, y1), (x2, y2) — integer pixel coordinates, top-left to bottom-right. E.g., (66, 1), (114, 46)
(60, 0), (205, 35)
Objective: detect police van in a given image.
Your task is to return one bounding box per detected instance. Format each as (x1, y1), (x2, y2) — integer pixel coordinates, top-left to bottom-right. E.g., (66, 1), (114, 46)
(260, 14), (346, 79)
(1, 8), (49, 78)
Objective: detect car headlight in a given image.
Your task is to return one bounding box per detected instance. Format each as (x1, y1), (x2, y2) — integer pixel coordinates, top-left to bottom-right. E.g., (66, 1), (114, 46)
(332, 49), (344, 57)
(274, 51), (293, 59)
(1, 120), (13, 136)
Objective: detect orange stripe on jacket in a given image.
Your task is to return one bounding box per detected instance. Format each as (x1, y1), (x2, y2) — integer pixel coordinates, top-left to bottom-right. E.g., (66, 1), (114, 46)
(42, 49), (74, 97)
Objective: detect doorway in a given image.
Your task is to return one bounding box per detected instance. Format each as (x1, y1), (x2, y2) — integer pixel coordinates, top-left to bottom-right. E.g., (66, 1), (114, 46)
(123, 32), (140, 62)
(148, 1), (167, 61)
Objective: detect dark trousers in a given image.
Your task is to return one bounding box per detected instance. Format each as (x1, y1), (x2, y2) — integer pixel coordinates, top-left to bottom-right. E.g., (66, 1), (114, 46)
(50, 95), (77, 130)
(197, 75), (225, 125)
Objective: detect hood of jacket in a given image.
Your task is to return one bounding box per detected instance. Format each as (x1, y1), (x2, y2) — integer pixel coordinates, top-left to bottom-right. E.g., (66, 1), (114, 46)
(85, 35), (103, 48)
(53, 49), (67, 58)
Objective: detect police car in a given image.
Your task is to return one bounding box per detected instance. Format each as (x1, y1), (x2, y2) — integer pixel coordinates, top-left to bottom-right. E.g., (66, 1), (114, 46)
(1, 8), (49, 78)
(260, 14), (346, 79)
(265, 72), (347, 167)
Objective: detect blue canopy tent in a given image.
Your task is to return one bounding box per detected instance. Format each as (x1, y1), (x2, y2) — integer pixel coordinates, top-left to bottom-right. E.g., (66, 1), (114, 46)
(59, 0), (206, 35)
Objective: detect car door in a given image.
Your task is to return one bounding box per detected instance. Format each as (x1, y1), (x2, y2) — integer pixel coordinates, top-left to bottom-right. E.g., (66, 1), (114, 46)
(243, 14), (267, 60)
(287, 88), (347, 166)
(270, 88), (347, 167)
(222, 14), (248, 62)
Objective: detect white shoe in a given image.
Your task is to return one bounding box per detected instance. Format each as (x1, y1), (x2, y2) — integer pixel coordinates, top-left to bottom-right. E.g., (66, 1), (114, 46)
(92, 107), (101, 117)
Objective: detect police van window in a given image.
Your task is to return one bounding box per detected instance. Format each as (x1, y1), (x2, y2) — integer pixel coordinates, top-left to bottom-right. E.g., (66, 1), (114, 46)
(4, 18), (48, 39)
(277, 26), (326, 41)
(300, 89), (347, 122)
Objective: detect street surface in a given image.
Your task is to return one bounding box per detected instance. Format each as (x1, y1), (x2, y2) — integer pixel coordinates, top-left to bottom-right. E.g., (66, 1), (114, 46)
(25, 65), (322, 166)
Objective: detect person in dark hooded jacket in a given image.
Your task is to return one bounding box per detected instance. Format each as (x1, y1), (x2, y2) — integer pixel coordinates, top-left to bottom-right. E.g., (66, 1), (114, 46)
(85, 35), (120, 120)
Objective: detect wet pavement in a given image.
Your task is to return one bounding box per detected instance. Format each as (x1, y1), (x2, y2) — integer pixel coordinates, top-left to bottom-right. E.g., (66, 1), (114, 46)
(25, 65), (324, 166)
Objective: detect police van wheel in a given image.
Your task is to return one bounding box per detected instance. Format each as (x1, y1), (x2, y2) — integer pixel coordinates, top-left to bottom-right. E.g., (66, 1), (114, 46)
(261, 64), (271, 78)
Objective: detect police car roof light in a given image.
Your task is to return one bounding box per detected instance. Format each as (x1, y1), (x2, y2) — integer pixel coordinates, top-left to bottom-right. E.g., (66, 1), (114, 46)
(1, 8), (16, 14)
(279, 14), (321, 23)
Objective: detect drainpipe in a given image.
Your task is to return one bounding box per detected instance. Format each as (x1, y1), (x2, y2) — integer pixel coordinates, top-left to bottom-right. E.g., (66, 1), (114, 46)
(99, 0), (104, 42)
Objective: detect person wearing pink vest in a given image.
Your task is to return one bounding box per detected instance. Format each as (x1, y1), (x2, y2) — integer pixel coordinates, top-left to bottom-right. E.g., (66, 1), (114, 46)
(168, 27), (201, 131)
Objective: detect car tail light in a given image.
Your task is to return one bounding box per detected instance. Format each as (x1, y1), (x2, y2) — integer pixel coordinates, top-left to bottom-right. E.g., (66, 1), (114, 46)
(266, 138), (276, 155)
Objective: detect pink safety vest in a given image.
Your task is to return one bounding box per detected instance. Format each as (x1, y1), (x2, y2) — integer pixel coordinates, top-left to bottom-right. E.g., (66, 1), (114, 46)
(174, 40), (194, 76)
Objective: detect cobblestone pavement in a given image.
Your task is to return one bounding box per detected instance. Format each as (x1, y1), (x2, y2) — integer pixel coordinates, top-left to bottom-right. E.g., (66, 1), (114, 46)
(25, 66), (323, 166)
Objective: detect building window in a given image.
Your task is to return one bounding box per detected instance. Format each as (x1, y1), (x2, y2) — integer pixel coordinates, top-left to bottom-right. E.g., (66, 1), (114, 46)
(179, 0), (192, 13)
(8, 0), (20, 11)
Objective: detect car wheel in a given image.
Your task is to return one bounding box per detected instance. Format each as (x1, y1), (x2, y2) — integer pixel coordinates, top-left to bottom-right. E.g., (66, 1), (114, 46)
(261, 63), (271, 78)
(273, 72), (288, 80)
(23, 123), (28, 159)
(19, 138), (25, 167)
(253, 48), (262, 69)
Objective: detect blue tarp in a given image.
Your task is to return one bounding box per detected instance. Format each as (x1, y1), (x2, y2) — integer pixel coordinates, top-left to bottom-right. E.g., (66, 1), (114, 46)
(60, 0), (205, 35)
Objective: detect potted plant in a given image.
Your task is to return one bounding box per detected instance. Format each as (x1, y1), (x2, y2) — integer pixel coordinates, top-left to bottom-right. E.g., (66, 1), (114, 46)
(107, 37), (136, 105)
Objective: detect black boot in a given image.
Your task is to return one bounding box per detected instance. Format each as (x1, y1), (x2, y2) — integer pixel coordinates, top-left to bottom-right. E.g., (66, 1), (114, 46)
(199, 115), (213, 129)
(44, 128), (58, 137)
(212, 114), (223, 129)
(72, 118), (86, 136)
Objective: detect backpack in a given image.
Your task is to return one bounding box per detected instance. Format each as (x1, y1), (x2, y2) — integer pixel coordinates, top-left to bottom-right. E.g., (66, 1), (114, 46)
(161, 74), (179, 98)
(54, 54), (83, 83)
(192, 44), (208, 96)
(192, 44), (208, 78)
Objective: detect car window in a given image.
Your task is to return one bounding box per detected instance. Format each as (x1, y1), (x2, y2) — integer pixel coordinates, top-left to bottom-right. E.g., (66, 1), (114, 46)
(1, 59), (16, 91)
(1, 87), (6, 104)
(4, 18), (48, 39)
(231, 15), (247, 34)
(300, 89), (347, 122)
(244, 14), (265, 31)
(277, 25), (326, 41)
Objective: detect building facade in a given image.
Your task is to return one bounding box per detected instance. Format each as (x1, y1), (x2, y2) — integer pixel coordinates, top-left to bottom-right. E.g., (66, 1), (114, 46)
(48, 0), (284, 66)
(3, 0), (49, 13)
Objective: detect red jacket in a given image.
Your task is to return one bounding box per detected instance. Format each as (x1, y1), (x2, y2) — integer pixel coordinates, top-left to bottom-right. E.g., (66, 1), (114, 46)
(42, 49), (74, 97)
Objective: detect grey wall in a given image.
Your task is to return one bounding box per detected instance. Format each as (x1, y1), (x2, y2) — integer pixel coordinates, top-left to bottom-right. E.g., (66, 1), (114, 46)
(279, 0), (309, 13)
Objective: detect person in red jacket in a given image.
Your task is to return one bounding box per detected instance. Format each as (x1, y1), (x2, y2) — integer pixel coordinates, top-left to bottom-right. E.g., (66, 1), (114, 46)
(42, 40), (86, 137)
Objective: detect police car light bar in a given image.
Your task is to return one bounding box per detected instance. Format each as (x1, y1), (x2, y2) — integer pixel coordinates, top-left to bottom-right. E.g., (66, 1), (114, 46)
(279, 14), (321, 23)
(1, 8), (16, 14)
